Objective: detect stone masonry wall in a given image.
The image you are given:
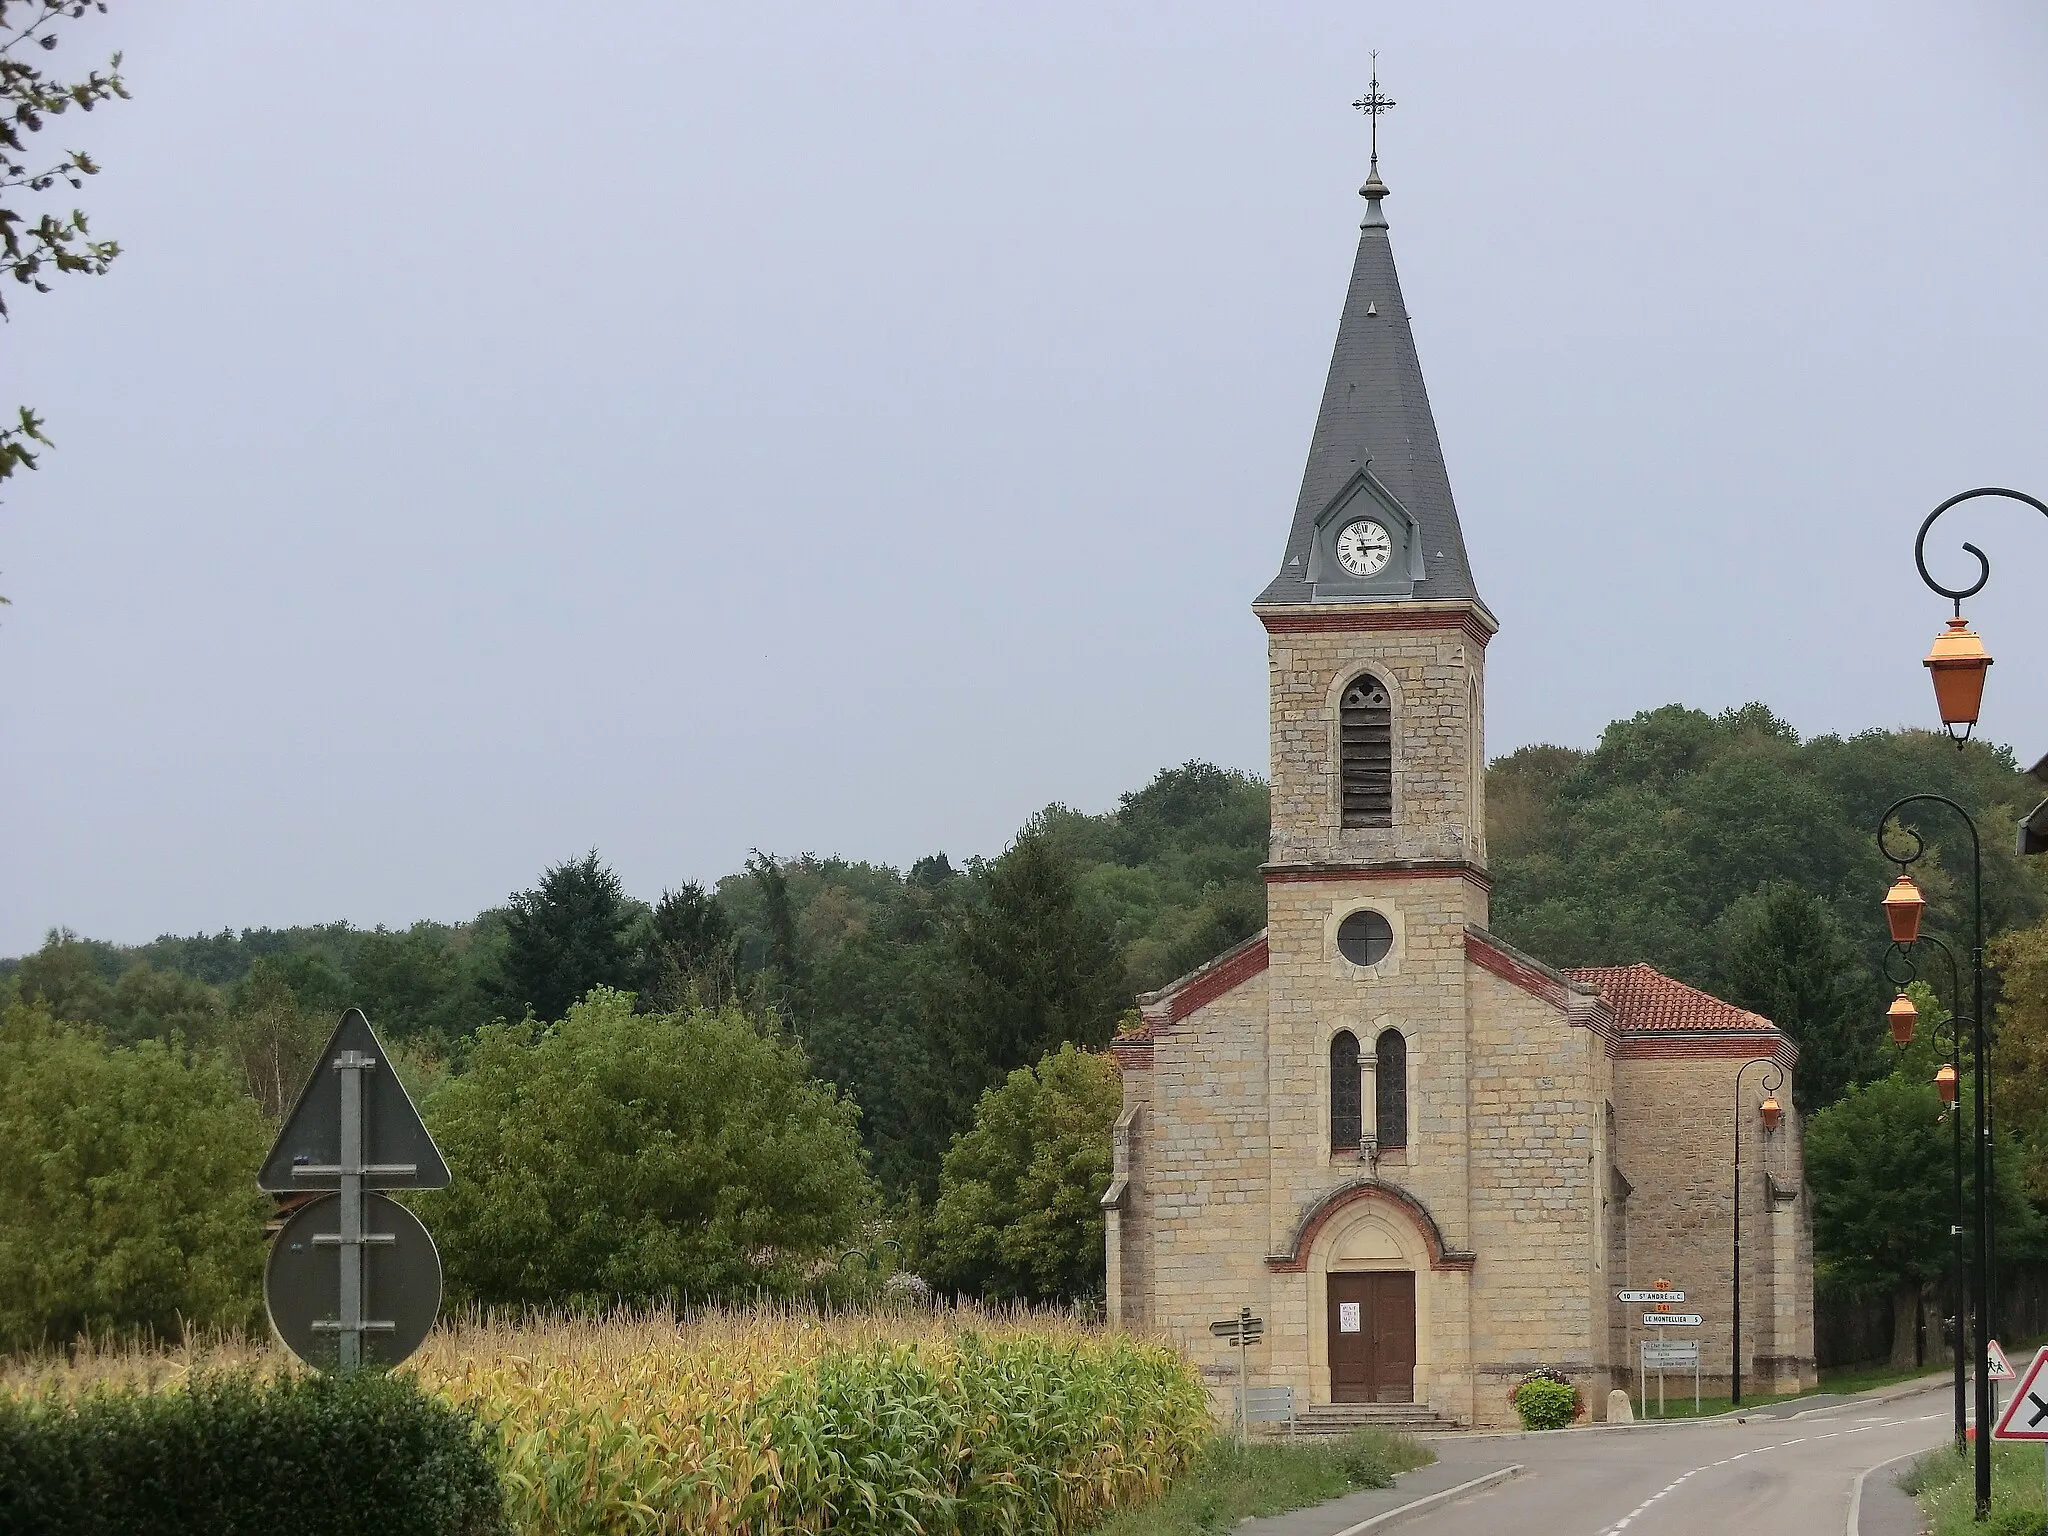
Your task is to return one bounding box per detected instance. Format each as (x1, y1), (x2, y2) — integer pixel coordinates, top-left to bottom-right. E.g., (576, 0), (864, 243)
(1138, 971), (1276, 1391)
(1464, 966), (1611, 1424)
(1609, 1053), (1816, 1399)
(1265, 612), (1487, 867)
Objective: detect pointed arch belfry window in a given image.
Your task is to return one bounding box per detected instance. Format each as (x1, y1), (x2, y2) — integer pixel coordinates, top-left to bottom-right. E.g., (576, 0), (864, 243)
(1340, 674), (1393, 828)
(1375, 1029), (1408, 1149)
(1330, 1030), (1362, 1152)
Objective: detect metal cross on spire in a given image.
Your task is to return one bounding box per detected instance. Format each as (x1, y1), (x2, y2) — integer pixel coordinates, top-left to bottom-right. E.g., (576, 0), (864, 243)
(1352, 52), (1395, 176)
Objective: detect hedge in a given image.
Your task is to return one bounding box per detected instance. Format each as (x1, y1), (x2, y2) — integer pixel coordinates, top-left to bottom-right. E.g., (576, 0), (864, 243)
(0, 1369), (507, 1536)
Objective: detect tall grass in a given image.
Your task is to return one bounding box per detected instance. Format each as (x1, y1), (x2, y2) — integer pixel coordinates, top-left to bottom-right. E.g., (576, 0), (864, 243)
(6, 1304), (1213, 1536)
(1904, 1442), (2048, 1536)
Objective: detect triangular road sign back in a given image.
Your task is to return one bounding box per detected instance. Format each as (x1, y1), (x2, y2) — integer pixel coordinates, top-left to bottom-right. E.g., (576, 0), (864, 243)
(257, 1009), (450, 1192)
(1989, 1339), (2016, 1381)
(1993, 1348), (2048, 1440)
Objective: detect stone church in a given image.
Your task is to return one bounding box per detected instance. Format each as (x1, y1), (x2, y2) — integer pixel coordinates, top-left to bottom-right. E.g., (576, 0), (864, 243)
(1101, 158), (1816, 1428)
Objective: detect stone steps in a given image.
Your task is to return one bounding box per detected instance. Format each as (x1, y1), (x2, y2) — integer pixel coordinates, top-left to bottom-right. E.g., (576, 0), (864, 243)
(1287, 1403), (1458, 1435)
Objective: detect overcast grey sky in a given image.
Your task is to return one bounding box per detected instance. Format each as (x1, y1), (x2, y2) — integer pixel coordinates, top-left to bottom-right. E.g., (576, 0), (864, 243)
(4, 2), (2045, 954)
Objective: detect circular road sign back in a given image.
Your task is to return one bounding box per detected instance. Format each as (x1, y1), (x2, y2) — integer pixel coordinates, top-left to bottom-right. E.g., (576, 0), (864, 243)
(265, 1191), (442, 1369)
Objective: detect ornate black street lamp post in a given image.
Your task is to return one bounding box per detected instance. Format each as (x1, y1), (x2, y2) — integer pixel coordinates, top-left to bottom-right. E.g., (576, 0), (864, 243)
(1893, 483), (2044, 1519)
(1730, 1056), (1784, 1407)
(1880, 800), (1989, 1515)
(1885, 937), (1968, 1452)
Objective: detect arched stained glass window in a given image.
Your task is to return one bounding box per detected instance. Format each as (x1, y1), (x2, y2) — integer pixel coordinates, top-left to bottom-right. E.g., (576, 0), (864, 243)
(1340, 674), (1393, 828)
(1375, 1029), (1408, 1149)
(1330, 1030), (1361, 1152)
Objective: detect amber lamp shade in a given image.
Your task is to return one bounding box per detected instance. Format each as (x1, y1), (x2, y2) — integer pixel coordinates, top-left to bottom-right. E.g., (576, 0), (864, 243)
(1883, 875), (1926, 944)
(1936, 1063), (1959, 1105)
(1759, 1095), (1783, 1133)
(1888, 991), (1919, 1046)
(1924, 617), (1992, 733)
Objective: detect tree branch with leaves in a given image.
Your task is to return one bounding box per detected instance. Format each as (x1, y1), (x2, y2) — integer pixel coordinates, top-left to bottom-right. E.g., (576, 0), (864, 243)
(1, 0), (126, 598)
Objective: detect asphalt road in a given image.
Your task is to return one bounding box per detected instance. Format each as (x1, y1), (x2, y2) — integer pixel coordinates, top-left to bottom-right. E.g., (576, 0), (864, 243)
(1411, 1385), (1953, 1536)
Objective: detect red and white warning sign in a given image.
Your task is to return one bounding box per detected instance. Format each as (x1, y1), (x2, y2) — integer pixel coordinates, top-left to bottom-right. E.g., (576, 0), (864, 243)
(1989, 1340), (2016, 1381)
(1992, 1347), (2048, 1440)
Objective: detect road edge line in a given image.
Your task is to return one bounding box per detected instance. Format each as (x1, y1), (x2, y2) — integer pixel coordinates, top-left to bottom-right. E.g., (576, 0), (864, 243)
(1327, 1464), (1524, 1536)
(1846, 1448), (1927, 1536)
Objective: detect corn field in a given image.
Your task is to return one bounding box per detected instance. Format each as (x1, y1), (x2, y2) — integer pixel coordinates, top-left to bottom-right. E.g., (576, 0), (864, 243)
(6, 1305), (1213, 1535)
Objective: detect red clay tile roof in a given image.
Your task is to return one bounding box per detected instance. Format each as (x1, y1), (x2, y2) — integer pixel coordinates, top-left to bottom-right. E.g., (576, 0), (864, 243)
(1564, 962), (1775, 1033)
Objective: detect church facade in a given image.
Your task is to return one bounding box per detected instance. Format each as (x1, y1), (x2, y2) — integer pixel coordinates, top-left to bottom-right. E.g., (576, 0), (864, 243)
(1101, 163), (1815, 1428)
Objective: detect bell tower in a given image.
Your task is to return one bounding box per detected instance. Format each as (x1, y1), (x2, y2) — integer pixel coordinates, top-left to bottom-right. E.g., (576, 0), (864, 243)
(1253, 152), (1495, 884)
(1251, 113), (1500, 1400)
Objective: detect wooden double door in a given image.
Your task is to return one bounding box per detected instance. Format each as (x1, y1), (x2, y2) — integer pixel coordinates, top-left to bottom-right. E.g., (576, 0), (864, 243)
(1327, 1272), (1417, 1404)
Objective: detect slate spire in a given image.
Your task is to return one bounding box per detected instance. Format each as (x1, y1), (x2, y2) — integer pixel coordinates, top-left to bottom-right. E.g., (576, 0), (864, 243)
(1256, 163), (1486, 611)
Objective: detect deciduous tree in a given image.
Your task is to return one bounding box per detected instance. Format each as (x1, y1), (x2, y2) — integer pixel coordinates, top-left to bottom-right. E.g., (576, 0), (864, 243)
(0, 1003), (268, 1350)
(1, 0), (127, 529)
(924, 1044), (1119, 1302)
(420, 989), (875, 1305)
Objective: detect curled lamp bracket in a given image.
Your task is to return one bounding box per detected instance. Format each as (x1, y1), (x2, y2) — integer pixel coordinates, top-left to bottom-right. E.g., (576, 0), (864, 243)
(1915, 487), (2048, 611)
(1878, 813), (1927, 870)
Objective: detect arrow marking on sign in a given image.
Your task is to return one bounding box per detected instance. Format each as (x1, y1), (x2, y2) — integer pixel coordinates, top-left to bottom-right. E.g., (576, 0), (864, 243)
(1992, 1346), (2048, 1439)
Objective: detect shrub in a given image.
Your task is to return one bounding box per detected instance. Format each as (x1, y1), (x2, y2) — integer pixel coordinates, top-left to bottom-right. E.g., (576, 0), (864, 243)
(419, 989), (877, 1305)
(1512, 1374), (1580, 1431)
(925, 1043), (1121, 1302)
(0, 1369), (508, 1536)
(0, 1005), (270, 1351)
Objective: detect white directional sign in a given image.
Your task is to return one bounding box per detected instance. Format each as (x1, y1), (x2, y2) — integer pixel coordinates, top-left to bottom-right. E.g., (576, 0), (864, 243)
(1618, 1291), (1685, 1304)
(1992, 1348), (2048, 1440)
(1643, 1313), (1704, 1326)
(1989, 1339), (2016, 1381)
(1641, 1341), (1699, 1368)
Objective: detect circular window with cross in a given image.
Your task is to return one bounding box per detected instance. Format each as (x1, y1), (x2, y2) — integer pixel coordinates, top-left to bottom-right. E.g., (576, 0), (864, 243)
(1336, 909), (1394, 968)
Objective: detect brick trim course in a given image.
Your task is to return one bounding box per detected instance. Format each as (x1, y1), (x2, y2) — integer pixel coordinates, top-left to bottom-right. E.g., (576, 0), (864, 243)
(1255, 605), (1497, 650)
(1266, 1178), (1477, 1273)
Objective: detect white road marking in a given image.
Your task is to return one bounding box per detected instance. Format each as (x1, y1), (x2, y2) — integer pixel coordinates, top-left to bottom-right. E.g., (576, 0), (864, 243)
(1589, 1413), (1944, 1534)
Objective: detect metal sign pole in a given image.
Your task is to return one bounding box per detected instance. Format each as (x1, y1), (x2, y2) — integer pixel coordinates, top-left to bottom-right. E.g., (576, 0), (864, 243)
(334, 1050), (370, 1369)
(1238, 1306), (1250, 1448)
(340, 1052), (363, 1369)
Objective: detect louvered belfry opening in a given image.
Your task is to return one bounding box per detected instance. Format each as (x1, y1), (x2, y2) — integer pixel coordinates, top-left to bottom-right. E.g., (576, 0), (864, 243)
(1340, 674), (1393, 828)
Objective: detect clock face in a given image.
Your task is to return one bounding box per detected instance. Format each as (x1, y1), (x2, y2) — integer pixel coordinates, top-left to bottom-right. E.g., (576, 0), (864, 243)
(1335, 519), (1393, 578)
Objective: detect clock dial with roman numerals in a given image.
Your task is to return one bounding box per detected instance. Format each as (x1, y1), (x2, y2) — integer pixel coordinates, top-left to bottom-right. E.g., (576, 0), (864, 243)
(1335, 519), (1392, 577)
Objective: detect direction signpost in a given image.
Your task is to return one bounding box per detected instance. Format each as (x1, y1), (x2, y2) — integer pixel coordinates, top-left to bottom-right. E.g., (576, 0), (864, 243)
(1209, 1309), (1263, 1444)
(259, 1009), (450, 1370)
(1992, 1346), (2048, 1517)
(1619, 1284), (1699, 1417)
(1640, 1339), (1701, 1415)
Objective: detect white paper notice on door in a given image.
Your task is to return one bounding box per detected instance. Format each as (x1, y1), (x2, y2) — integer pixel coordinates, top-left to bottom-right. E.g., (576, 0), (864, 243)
(1339, 1302), (1361, 1334)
